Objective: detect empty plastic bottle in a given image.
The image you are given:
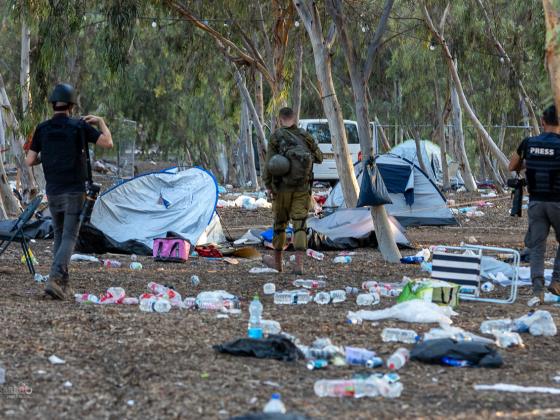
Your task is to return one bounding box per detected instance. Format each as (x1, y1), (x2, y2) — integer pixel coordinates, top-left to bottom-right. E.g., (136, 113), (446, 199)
(480, 281), (495, 293)
(190, 275), (200, 286)
(293, 279), (326, 289)
(129, 262), (143, 270)
(140, 297), (171, 313)
(356, 293), (375, 306)
(381, 328), (419, 344)
(362, 281), (379, 292)
(182, 297), (196, 309)
(314, 291), (331, 305)
(74, 293), (99, 304)
(130, 254), (138, 261)
(102, 259), (122, 268)
(306, 249), (325, 261)
(263, 283), (276, 295)
(273, 290), (311, 305)
(34, 273), (46, 283)
(333, 256), (352, 264)
(345, 347), (382, 368)
(495, 332), (524, 348)
(400, 256), (423, 264)
(147, 282), (169, 295)
(314, 378), (401, 398)
(0, 361), (4, 385)
(261, 319), (281, 335)
(196, 295), (225, 310)
(480, 319), (513, 335)
(345, 286), (360, 295)
(544, 292), (560, 303)
(387, 348), (409, 370)
(248, 295), (263, 339)
(263, 393), (286, 414)
(330, 290), (346, 303)
(307, 359), (329, 370)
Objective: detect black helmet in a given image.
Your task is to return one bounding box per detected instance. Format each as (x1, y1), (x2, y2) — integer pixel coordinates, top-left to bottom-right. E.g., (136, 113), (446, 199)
(49, 83), (77, 104)
(267, 154), (291, 176)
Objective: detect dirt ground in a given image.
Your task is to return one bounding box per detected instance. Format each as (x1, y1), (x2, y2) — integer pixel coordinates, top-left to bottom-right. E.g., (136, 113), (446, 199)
(1, 189), (560, 420)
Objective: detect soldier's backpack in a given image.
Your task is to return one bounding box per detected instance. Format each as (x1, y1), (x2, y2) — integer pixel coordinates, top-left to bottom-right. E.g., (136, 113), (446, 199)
(278, 128), (314, 187)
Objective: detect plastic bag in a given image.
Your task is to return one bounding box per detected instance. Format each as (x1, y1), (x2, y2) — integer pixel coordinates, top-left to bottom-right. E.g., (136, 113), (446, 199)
(357, 159), (392, 207)
(347, 300), (457, 327)
(213, 335), (304, 361)
(411, 338), (503, 368)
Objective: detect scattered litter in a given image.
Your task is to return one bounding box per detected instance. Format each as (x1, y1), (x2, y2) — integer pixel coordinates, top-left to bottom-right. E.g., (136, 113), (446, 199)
(37, 370), (46, 375)
(213, 336), (304, 361)
(411, 338), (503, 368)
(191, 275), (201, 286)
(249, 267), (278, 274)
(480, 281), (495, 293)
(233, 230), (262, 246)
(467, 236), (478, 244)
(63, 381), (72, 388)
(306, 249), (325, 260)
(101, 259), (122, 268)
(34, 273), (47, 283)
(49, 355), (65, 365)
(293, 279), (326, 289)
(495, 332), (524, 348)
(381, 328), (419, 344)
(423, 326), (494, 344)
(474, 384), (560, 394)
(127, 400), (135, 407)
(70, 254), (100, 263)
(333, 256), (352, 264)
(348, 300), (457, 327)
(223, 257), (239, 265)
(129, 262), (142, 270)
(314, 374), (403, 398)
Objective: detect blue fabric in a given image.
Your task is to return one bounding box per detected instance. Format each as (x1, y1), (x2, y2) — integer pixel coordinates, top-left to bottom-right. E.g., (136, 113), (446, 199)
(378, 164), (415, 206)
(357, 160), (392, 207)
(260, 227), (293, 242)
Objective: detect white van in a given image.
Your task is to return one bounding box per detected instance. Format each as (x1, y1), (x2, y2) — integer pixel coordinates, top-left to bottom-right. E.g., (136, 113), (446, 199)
(298, 119), (360, 181)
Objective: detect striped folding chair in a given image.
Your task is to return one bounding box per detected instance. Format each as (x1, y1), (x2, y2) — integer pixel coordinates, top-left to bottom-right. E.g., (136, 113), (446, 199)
(431, 245), (519, 304)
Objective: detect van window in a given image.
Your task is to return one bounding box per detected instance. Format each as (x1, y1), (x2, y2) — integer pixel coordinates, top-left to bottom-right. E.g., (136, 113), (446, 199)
(306, 123), (360, 144)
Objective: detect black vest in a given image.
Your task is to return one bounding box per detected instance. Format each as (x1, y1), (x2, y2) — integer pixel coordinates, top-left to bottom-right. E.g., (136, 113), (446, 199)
(38, 117), (88, 185)
(524, 132), (560, 200)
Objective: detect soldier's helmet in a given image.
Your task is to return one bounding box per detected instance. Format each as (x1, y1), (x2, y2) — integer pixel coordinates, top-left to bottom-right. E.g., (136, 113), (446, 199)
(267, 154), (290, 176)
(49, 83), (77, 104)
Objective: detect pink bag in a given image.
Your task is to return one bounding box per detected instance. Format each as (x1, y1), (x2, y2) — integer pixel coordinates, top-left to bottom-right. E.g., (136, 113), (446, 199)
(152, 238), (190, 262)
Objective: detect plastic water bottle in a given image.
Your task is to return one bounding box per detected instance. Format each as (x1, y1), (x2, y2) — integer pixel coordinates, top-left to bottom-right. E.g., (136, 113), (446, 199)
(544, 292), (560, 303)
(307, 359), (329, 370)
(345, 347), (381, 368)
(345, 286), (360, 295)
(196, 296), (225, 310)
(330, 290), (346, 303)
(387, 348), (409, 370)
(495, 332), (524, 348)
(273, 290), (311, 304)
(306, 249), (325, 261)
(100, 287), (126, 304)
(74, 293), (99, 304)
(293, 279), (326, 289)
(129, 262), (143, 270)
(261, 319), (281, 335)
(147, 282), (169, 295)
(263, 283), (276, 295)
(400, 256), (423, 264)
(480, 281), (495, 293)
(182, 297), (196, 309)
(441, 357), (471, 367)
(102, 259), (122, 268)
(34, 273), (46, 283)
(356, 293), (374, 306)
(130, 254), (138, 261)
(362, 281), (379, 292)
(314, 379), (399, 398)
(480, 319), (513, 335)
(190, 275), (200, 286)
(139, 297), (171, 313)
(0, 361), (4, 385)
(381, 328), (419, 344)
(263, 393), (286, 414)
(314, 291), (331, 305)
(248, 295), (263, 339)
(333, 256), (352, 264)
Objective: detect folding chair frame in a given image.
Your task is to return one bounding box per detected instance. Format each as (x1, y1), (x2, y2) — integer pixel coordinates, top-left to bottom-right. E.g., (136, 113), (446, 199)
(0, 195), (43, 276)
(432, 244), (519, 304)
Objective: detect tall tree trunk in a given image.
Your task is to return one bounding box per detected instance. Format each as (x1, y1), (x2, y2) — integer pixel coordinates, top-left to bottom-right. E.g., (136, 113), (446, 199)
(434, 79), (450, 190)
(413, 133), (429, 174)
(292, 30), (304, 122)
(294, 0), (359, 207)
(241, 96), (259, 190)
(0, 111), (21, 217)
(0, 73), (37, 202)
(450, 81), (478, 192)
(374, 116), (391, 153)
(255, 71), (265, 131)
(423, 5), (510, 173)
(20, 19), (31, 116)
(544, 0), (560, 116)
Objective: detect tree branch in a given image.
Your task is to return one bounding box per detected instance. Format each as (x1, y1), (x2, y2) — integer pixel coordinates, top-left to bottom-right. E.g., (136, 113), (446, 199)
(364, 0), (395, 82)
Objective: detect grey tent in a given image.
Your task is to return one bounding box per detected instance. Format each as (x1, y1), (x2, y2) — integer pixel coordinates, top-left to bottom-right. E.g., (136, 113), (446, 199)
(390, 139), (464, 188)
(325, 154), (457, 227)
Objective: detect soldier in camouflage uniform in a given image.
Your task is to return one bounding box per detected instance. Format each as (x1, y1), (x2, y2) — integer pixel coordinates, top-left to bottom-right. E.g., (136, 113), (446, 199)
(262, 107), (322, 274)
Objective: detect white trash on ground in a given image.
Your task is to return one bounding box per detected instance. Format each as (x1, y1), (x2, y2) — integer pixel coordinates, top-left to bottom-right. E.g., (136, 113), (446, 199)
(70, 254), (100, 263)
(48, 355), (66, 365)
(474, 384), (560, 394)
(249, 267), (279, 274)
(347, 300), (457, 327)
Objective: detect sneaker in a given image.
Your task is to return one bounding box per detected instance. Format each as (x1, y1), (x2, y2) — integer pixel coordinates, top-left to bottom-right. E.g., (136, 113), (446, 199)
(44, 277), (67, 300)
(548, 280), (560, 296)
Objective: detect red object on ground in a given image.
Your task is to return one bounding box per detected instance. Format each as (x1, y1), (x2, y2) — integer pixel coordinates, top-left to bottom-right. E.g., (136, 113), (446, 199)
(195, 245), (223, 258)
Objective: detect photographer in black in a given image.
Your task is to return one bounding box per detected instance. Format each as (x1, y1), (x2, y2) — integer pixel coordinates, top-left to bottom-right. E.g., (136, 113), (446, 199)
(509, 105), (560, 303)
(25, 83), (113, 300)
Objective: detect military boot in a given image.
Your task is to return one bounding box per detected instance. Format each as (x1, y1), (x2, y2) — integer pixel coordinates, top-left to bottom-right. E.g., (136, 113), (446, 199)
(548, 279), (560, 296)
(532, 277), (545, 303)
(44, 276), (67, 300)
(293, 250), (304, 275)
(263, 250), (283, 272)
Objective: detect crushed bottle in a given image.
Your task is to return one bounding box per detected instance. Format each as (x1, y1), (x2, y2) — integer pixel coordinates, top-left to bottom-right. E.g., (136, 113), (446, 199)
(381, 328), (419, 344)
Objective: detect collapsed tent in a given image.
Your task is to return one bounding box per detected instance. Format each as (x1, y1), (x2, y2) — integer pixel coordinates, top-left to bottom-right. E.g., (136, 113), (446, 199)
(307, 207), (410, 249)
(325, 154), (457, 227)
(77, 167), (225, 255)
(390, 139), (464, 187)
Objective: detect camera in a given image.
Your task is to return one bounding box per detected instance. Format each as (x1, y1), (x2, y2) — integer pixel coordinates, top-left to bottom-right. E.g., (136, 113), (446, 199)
(80, 181), (102, 224)
(507, 177), (526, 188)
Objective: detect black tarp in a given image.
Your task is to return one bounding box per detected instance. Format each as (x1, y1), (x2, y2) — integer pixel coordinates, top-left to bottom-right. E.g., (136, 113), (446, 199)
(0, 218), (53, 240)
(75, 223), (152, 255)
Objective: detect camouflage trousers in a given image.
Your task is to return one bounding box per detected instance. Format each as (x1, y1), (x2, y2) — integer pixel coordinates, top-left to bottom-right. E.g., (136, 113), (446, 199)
(272, 191), (311, 251)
